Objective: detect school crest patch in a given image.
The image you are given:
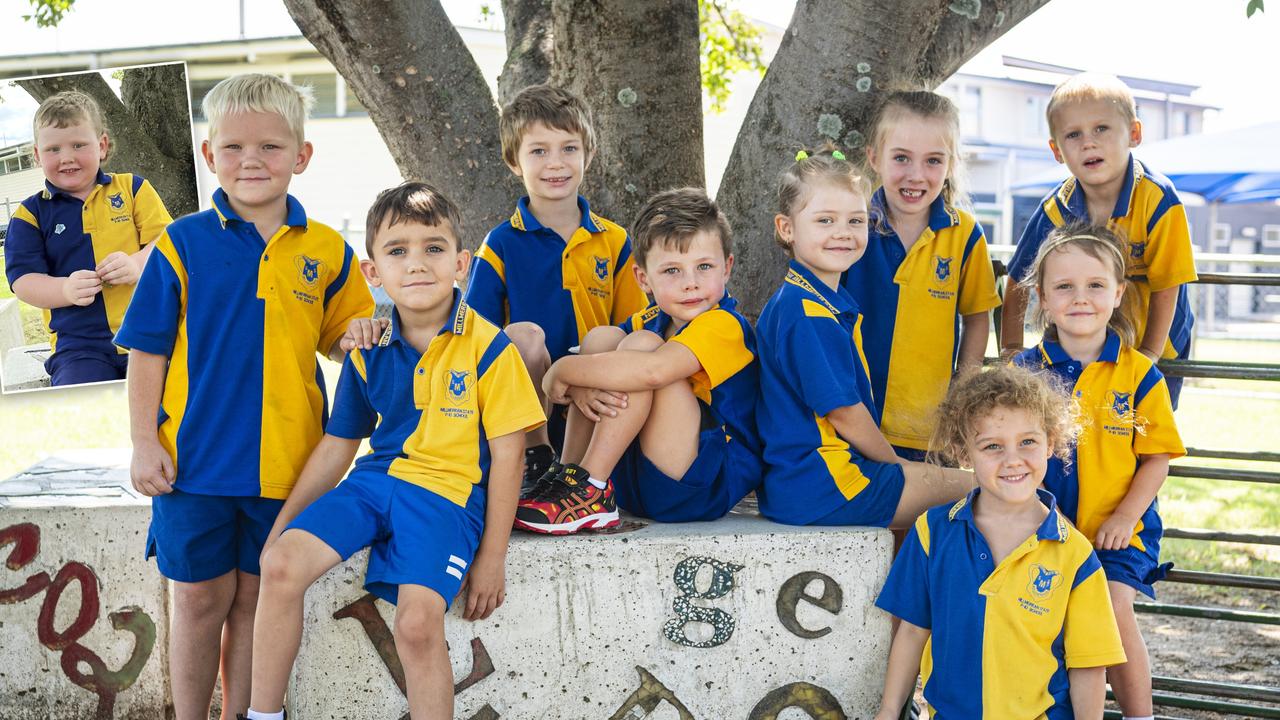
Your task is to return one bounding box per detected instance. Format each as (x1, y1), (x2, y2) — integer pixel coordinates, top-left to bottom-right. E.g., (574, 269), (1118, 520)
(1129, 240), (1147, 260)
(445, 369), (475, 406)
(294, 254), (324, 289)
(933, 255), (953, 283)
(1027, 564), (1062, 599)
(108, 192), (125, 211)
(593, 255), (610, 283)
(1110, 390), (1133, 420)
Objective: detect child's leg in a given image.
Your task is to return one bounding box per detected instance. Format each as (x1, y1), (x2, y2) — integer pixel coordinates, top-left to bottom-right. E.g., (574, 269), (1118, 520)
(169, 572), (238, 720)
(576, 330), (674, 481)
(248, 530), (344, 714)
(632, 363), (702, 482)
(505, 321), (553, 449)
(1106, 581), (1153, 717)
(394, 585), (452, 720)
(561, 325), (626, 465)
(219, 569), (259, 718)
(890, 462), (976, 528)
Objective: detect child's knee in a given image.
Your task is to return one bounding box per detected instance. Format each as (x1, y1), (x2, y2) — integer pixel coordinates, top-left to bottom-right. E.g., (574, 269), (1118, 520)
(580, 325), (625, 354)
(505, 322), (547, 359)
(393, 595), (447, 650)
(617, 329), (663, 352)
(172, 576), (235, 617)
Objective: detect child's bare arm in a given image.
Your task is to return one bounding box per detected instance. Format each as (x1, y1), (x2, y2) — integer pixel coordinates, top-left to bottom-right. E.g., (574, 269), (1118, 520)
(263, 434), (362, 555)
(463, 429), (523, 621)
(1000, 282), (1030, 360)
(128, 349), (173, 496)
(826, 403), (902, 465)
(957, 311), (989, 372)
(1138, 287), (1178, 361)
(873, 620), (930, 720)
(1094, 453), (1170, 551)
(544, 342), (701, 401)
(11, 271), (102, 309)
(1067, 666), (1106, 719)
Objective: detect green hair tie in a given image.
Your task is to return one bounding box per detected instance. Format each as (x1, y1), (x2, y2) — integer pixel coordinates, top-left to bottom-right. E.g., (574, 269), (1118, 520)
(831, 150), (846, 160)
(795, 150), (809, 162)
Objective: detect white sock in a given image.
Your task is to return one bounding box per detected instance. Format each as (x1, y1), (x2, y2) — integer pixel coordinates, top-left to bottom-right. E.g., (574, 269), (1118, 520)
(587, 475), (607, 489)
(247, 710), (285, 720)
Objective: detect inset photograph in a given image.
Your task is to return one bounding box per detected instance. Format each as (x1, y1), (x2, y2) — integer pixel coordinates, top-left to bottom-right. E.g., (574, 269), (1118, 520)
(0, 61), (198, 393)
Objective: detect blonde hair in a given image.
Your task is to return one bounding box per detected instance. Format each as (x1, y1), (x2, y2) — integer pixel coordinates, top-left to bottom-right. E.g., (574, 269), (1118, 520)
(499, 84), (597, 168)
(1046, 73), (1137, 138)
(864, 89), (968, 209)
(202, 73), (313, 145)
(34, 90), (110, 161)
(775, 144), (870, 255)
(930, 365), (1077, 468)
(1019, 223), (1139, 348)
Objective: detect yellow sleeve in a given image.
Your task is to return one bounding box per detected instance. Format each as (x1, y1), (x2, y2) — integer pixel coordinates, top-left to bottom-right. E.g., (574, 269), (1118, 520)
(669, 309), (754, 392)
(477, 340), (547, 439)
(317, 248), (375, 355)
(957, 228), (1001, 315)
(132, 178), (173, 247)
(611, 254), (649, 323)
(1063, 551), (1128, 668)
(1144, 202), (1198, 292)
(1134, 368), (1186, 459)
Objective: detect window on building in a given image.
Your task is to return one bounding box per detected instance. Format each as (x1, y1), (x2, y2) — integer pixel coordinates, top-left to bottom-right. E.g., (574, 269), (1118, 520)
(294, 74), (338, 117)
(1263, 225), (1280, 250)
(1211, 223), (1232, 251)
(20, 153), (34, 170)
(959, 86), (981, 139)
(189, 78), (223, 120)
(1023, 96), (1048, 139)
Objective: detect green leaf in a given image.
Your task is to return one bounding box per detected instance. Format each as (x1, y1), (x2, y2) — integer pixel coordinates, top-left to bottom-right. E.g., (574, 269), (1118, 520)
(1246, 0), (1264, 17)
(699, 0), (767, 114)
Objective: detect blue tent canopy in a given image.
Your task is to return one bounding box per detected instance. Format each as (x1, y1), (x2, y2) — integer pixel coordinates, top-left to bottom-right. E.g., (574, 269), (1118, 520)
(1013, 121), (1280, 204)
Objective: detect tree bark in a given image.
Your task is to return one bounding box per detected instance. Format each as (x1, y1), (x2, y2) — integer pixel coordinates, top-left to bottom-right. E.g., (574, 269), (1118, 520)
(498, 0), (554, 105)
(283, 0), (519, 250)
(17, 66), (200, 219)
(717, 0), (1051, 317)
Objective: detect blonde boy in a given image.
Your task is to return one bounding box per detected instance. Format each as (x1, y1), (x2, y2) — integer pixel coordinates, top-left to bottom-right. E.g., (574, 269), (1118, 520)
(464, 84), (647, 493)
(1003, 73), (1197, 407)
(115, 74), (373, 719)
(5, 90), (171, 385)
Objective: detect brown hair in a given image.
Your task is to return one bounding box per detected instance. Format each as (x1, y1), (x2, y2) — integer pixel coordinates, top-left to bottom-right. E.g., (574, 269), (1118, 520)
(1046, 72), (1137, 139)
(499, 84), (596, 168)
(864, 89), (967, 209)
(1019, 223), (1139, 348)
(775, 144), (870, 255)
(631, 187), (732, 267)
(365, 181), (465, 255)
(930, 364), (1077, 468)
(33, 90), (110, 161)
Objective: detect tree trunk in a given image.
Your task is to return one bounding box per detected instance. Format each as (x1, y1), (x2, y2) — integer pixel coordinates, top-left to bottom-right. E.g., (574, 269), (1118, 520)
(283, 0), (519, 250)
(498, 0), (554, 105)
(17, 66), (200, 219)
(717, 0), (1051, 317)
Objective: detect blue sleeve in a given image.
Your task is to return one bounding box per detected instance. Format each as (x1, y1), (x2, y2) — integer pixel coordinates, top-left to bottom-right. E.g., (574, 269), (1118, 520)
(780, 314), (865, 417)
(4, 205), (49, 287)
(463, 232), (508, 327)
(326, 352), (377, 439)
(875, 521), (932, 628)
(1008, 204), (1054, 282)
(114, 236), (182, 355)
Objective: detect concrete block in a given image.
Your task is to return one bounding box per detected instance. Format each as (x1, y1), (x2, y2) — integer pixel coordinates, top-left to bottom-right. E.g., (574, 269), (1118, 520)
(0, 297), (22, 354)
(0, 451), (169, 720)
(292, 508), (892, 719)
(3, 342), (51, 392)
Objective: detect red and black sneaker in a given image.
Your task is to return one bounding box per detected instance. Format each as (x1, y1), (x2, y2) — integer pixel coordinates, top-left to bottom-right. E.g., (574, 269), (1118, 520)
(514, 463), (619, 534)
(520, 444), (559, 501)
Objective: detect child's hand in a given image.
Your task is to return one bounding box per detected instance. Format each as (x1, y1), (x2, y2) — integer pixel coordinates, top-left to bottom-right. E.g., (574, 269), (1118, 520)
(566, 386), (628, 422)
(459, 551), (505, 621)
(130, 438), (174, 496)
(61, 270), (103, 306)
(1094, 513), (1137, 551)
(543, 371), (571, 406)
(339, 317), (390, 353)
(96, 251), (141, 286)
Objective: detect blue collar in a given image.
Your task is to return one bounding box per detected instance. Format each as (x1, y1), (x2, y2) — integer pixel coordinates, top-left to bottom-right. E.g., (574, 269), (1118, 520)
(42, 170), (111, 200)
(211, 188), (309, 231)
(784, 260), (858, 317)
(870, 187), (960, 235)
(1038, 329), (1122, 366)
(379, 289), (467, 348)
(638, 292), (737, 336)
(509, 195), (603, 234)
(1058, 153), (1143, 221)
(948, 487), (1069, 543)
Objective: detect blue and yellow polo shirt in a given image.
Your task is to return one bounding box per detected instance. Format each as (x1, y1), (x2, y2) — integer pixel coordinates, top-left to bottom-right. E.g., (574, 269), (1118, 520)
(1009, 155), (1198, 358)
(756, 261), (881, 525)
(1013, 332), (1185, 549)
(114, 189), (374, 499)
(327, 291), (545, 510)
(619, 293), (763, 493)
(464, 195), (648, 361)
(876, 488), (1126, 719)
(843, 190), (1000, 451)
(4, 171), (171, 357)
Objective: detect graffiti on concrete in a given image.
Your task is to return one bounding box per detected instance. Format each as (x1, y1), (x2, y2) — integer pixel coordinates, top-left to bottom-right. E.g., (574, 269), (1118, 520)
(662, 555), (743, 648)
(0, 522), (156, 720)
(776, 571), (844, 639)
(334, 592), (497, 720)
(609, 666), (697, 720)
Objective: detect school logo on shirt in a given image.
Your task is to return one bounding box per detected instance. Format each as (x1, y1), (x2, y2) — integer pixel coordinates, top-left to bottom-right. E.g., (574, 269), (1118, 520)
(933, 255), (953, 283)
(1129, 240), (1147, 260)
(54, 224), (66, 235)
(592, 255), (610, 283)
(1110, 391), (1132, 420)
(294, 254), (325, 289)
(108, 192), (125, 211)
(1028, 564), (1062, 599)
(445, 369), (475, 406)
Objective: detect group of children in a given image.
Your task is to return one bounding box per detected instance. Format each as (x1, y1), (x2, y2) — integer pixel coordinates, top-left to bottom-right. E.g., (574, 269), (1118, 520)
(3, 67), (1197, 720)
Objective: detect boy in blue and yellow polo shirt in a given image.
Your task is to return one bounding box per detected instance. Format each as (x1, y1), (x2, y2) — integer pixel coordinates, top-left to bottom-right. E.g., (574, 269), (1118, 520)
(115, 74), (373, 719)
(517, 188), (761, 533)
(1003, 73), (1198, 406)
(465, 84), (647, 492)
(245, 182), (543, 720)
(5, 90), (171, 386)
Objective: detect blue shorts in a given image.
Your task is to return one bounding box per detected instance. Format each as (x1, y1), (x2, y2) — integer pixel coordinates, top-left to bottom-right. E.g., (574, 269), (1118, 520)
(146, 489), (284, 583)
(892, 446), (928, 463)
(1098, 536), (1171, 599)
(287, 470), (484, 608)
(46, 349), (128, 386)
(613, 429), (759, 522)
(809, 457), (906, 528)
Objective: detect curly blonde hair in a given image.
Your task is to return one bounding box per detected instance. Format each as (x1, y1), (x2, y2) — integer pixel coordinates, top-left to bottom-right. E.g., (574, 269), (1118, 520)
(930, 365), (1077, 468)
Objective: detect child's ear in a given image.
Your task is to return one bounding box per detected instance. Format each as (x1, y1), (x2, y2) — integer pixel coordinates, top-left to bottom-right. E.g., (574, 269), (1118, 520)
(723, 253), (735, 282)
(633, 262), (652, 295)
(97, 133), (109, 161)
(454, 248), (472, 283)
(1128, 119), (1143, 148)
(1048, 138), (1064, 164)
(774, 213), (793, 247)
(864, 143), (878, 168)
(293, 141), (315, 175)
(200, 139), (217, 173)
(359, 258), (381, 287)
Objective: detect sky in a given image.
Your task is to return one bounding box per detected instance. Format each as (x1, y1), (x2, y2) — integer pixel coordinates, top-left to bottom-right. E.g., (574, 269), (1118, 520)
(0, 0), (1277, 146)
